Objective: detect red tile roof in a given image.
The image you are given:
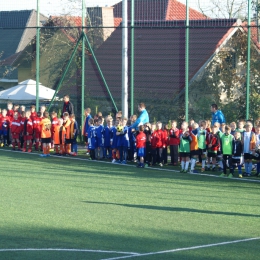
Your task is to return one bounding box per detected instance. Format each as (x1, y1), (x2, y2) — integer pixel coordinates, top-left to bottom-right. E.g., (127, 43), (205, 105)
(241, 22), (260, 50)
(113, 0), (207, 22)
(166, 0), (207, 20)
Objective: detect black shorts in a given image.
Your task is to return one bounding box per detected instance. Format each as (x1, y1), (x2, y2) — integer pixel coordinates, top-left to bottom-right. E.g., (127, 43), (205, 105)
(217, 151), (222, 156)
(41, 138), (51, 144)
(232, 158), (241, 164)
(244, 153), (253, 160)
(207, 152), (217, 158)
(190, 150), (199, 157)
(66, 138), (72, 144)
(179, 152), (190, 158)
(198, 148), (207, 155)
(84, 136), (88, 143)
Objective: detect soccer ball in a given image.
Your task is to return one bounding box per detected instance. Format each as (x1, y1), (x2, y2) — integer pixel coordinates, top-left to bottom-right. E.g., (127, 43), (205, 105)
(117, 125), (123, 132)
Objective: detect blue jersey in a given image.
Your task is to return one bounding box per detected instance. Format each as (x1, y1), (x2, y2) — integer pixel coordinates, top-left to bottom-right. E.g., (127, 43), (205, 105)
(211, 110), (225, 126)
(84, 115), (92, 135)
(96, 124), (104, 147)
(117, 126), (130, 147)
(111, 126), (118, 149)
(87, 125), (96, 150)
(104, 126), (112, 147)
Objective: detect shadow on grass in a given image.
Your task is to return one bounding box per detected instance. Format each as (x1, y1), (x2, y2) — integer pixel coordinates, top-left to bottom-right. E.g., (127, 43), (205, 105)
(82, 201), (260, 218)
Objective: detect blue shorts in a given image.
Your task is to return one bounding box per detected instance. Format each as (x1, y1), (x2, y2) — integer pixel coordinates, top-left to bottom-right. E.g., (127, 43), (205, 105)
(0, 130), (8, 136)
(137, 147), (146, 157)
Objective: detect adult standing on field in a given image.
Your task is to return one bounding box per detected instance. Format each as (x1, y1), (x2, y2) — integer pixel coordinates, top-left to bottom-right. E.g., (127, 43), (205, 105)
(131, 103), (149, 130)
(62, 95), (74, 116)
(211, 103), (226, 126)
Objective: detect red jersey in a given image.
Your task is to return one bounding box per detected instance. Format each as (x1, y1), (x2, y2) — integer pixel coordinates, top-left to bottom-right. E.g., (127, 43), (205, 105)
(51, 117), (59, 134)
(162, 129), (169, 147)
(33, 117), (42, 133)
(169, 128), (180, 145)
(0, 116), (11, 130)
(206, 133), (220, 152)
(7, 109), (14, 120)
(23, 118), (34, 135)
(30, 111), (37, 122)
(136, 132), (146, 148)
(11, 119), (21, 134)
(151, 129), (164, 148)
(20, 117), (26, 133)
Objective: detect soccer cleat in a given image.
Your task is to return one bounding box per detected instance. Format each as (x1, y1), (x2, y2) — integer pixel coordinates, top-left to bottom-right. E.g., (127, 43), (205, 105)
(121, 160), (127, 164)
(238, 174), (243, 178)
(242, 172), (247, 177)
(201, 168), (205, 173)
(228, 173), (233, 178)
(22, 148), (26, 152)
(220, 173), (226, 177)
(180, 169), (184, 173)
(27, 149), (32, 153)
(159, 163), (163, 167)
(46, 154), (51, 157)
(247, 173), (252, 177)
(0, 143), (4, 147)
(183, 170), (188, 173)
(211, 167), (216, 172)
(190, 169), (198, 174)
(40, 154), (47, 157)
(112, 159), (116, 163)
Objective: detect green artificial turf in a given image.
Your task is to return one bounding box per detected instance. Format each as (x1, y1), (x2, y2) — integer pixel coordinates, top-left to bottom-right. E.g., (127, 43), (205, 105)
(0, 149), (259, 260)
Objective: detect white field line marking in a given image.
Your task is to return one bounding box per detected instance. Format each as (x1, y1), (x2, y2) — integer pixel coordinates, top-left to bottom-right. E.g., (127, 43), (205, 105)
(0, 248), (139, 255)
(101, 237), (260, 260)
(1, 149), (260, 183)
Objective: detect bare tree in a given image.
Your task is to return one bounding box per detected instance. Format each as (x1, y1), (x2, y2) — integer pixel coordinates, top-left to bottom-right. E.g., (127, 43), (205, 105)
(197, 0), (248, 19)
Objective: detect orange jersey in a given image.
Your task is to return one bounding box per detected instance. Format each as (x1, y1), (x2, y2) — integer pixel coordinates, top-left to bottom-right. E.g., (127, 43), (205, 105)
(190, 132), (198, 151)
(39, 117), (52, 138)
(53, 125), (66, 145)
(63, 119), (71, 139)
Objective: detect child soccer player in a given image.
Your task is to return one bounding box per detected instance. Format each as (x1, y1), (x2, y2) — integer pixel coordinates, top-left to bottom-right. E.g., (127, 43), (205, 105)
(169, 120), (180, 166)
(22, 111), (34, 152)
(82, 108), (92, 148)
(116, 117), (129, 164)
(7, 102), (14, 120)
(0, 109), (11, 147)
(53, 118), (66, 155)
(190, 122), (199, 173)
(39, 111), (52, 157)
(33, 112), (42, 151)
(10, 112), (21, 150)
(111, 119), (120, 163)
(104, 118), (113, 159)
(220, 126), (234, 178)
(95, 117), (104, 160)
(206, 126), (220, 171)
(162, 124), (169, 165)
(197, 120), (208, 172)
(30, 105), (37, 122)
(179, 121), (191, 173)
(136, 125), (147, 168)
(232, 131), (243, 178)
(87, 118), (96, 160)
(254, 125), (260, 177)
(19, 111), (26, 149)
(144, 122), (152, 166)
(70, 114), (79, 156)
(242, 122), (256, 177)
(63, 112), (71, 155)
(152, 122), (164, 167)
(51, 111), (59, 149)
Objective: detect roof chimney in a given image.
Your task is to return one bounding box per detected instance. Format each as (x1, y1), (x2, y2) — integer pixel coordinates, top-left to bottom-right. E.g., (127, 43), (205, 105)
(87, 7), (115, 42)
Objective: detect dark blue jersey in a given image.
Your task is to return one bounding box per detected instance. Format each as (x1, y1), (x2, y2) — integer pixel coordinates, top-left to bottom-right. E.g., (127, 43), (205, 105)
(111, 126), (118, 149)
(84, 115), (92, 135)
(87, 125), (96, 150)
(104, 126), (112, 147)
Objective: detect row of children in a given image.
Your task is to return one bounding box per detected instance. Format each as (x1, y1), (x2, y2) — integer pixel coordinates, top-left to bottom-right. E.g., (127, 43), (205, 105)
(1, 102), (260, 177)
(0, 102), (79, 156)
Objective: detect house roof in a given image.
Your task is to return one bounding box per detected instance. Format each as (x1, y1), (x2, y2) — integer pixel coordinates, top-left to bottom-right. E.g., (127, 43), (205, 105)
(85, 19), (237, 100)
(241, 22), (260, 50)
(113, 0), (207, 22)
(0, 10), (47, 80)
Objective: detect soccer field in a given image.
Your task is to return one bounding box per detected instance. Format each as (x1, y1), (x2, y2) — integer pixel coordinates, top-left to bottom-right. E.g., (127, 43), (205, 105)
(0, 149), (259, 260)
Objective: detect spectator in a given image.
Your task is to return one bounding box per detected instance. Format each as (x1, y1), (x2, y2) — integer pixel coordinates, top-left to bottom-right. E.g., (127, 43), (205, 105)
(211, 104), (225, 126)
(62, 95), (74, 116)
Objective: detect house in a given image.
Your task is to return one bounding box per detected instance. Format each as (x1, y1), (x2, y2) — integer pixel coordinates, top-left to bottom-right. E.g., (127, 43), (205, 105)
(0, 10), (47, 90)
